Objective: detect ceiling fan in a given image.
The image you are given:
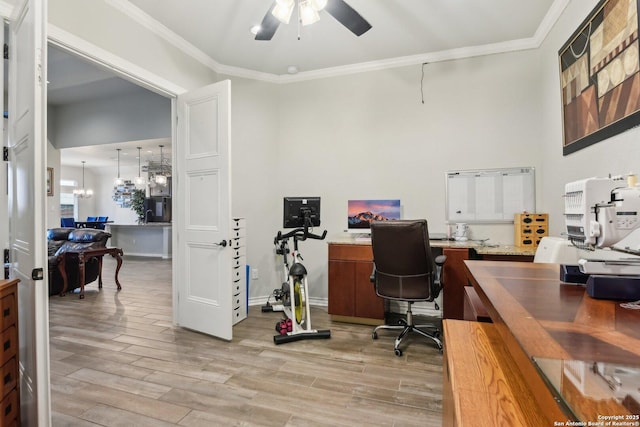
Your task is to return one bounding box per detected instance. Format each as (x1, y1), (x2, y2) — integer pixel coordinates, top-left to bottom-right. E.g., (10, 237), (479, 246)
(254, 0), (372, 41)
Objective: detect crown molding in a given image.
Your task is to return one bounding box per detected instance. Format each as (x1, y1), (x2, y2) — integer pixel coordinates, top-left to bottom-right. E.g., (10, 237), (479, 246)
(105, 0), (568, 84)
(532, 0), (571, 46)
(105, 0), (224, 74)
(0, 0), (13, 19)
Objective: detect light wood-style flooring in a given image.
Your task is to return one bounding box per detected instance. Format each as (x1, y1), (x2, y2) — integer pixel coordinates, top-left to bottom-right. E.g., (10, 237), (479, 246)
(49, 256), (443, 426)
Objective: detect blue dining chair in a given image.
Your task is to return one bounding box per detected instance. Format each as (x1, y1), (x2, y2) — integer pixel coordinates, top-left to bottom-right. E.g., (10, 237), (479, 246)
(60, 217), (75, 228)
(96, 216), (108, 229)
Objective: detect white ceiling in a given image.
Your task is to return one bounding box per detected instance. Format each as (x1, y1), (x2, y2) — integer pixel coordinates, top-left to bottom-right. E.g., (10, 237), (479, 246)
(124, 0), (561, 77)
(52, 0), (564, 168)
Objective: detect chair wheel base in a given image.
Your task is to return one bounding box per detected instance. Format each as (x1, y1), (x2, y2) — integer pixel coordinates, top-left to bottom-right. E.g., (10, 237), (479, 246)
(394, 348), (402, 357)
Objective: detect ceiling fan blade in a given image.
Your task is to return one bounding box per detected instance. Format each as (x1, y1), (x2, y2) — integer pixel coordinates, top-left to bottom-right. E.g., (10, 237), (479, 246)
(325, 0), (372, 37)
(255, 1), (280, 41)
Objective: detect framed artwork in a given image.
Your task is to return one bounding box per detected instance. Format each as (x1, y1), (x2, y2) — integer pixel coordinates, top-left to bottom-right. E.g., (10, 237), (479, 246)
(47, 167), (54, 197)
(559, 0), (640, 155)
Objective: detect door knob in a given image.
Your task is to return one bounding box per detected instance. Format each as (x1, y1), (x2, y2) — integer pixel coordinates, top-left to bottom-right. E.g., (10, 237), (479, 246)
(215, 240), (228, 247)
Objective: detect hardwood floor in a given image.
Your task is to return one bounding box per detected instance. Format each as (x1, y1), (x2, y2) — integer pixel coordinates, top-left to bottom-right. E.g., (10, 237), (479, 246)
(49, 256), (443, 426)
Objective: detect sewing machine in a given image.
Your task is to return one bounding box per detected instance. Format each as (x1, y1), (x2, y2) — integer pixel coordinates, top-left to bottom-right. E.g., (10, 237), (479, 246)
(558, 175), (640, 299)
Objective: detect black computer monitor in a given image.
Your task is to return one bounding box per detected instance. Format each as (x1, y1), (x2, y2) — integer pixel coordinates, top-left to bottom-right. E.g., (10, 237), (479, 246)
(283, 197), (321, 229)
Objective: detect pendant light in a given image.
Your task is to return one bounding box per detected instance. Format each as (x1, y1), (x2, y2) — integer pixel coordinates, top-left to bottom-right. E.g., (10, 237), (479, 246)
(133, 146), (146, 186)
(114, 148), (124, 186)
(155, 145), (167, 186)
(73, 161), (93, 198)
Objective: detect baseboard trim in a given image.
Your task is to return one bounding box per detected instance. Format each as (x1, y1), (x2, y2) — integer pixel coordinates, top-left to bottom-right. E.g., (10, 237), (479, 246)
(248, 297), (441, 318)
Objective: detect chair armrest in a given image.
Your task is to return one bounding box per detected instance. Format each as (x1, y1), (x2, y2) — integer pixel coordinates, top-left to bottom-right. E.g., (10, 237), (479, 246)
(370, 264), (376, 283)
(434, 255), (447, 290)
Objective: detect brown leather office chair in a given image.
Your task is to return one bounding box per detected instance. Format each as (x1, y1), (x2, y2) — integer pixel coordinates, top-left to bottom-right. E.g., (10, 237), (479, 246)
(370, 219), (446, 356)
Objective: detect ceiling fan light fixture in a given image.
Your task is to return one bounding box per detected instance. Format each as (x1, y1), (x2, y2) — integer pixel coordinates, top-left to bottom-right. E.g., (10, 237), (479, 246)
(299, 0), (320, 26)
(272, 1), (294, 24)
(310, 0), (327, 11)
(250, 25), (261, 35)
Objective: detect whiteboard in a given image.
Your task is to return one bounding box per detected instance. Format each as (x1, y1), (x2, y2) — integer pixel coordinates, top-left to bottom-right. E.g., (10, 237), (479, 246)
(446, 167), (535, 223)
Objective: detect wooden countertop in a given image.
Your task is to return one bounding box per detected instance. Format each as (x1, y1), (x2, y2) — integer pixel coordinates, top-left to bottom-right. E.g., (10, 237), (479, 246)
(327, 236), (536, 256)
(464, 260), (640, 365)
(462, 260), (640, 422)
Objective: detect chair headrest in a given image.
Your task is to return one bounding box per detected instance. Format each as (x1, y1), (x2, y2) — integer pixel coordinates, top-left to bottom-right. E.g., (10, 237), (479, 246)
(47, 228), (74, 241)
(68, 229), (111, 243)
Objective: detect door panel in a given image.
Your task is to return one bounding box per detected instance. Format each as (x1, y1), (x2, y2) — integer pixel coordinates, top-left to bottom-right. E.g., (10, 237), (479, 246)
(9, 0), (50, 424)
(176, 80), (232, 340)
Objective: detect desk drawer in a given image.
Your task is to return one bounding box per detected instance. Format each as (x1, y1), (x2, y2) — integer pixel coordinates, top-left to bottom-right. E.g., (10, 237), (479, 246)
(0, 388), (17, 426)
(328, 244), (372, 261)
(0, 327), (17, 367)
(232, 218), (246, 229)
(0, 358), (16, 400)
(230, 238), (244, 249)
(232, 255), (246, 270)
(231, 228), (246, 239)
(232, 246), (246, 259)
(0, 294), (15, 332)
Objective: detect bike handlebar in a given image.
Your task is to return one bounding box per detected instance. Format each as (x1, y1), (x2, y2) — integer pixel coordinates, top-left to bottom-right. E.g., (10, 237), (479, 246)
(275, 228), (327, 242)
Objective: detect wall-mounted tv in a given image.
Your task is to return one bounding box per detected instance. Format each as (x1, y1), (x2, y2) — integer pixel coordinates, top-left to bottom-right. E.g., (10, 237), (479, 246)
(347, 199), (401, 232)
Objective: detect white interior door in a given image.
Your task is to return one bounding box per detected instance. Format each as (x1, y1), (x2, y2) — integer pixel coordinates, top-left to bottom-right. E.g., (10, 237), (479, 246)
(176, 80), (233, 340)
(8, 0), (51, 425)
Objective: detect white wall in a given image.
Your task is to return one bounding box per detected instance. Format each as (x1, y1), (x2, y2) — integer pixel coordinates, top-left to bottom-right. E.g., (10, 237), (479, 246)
(538, 0), (640, 235)
(284, 52), (542, 301)
(224, 49), (545, 301)
(224, 76), (282, 302)
(51, 88), (170, 149)
(45, 0), (639, 305)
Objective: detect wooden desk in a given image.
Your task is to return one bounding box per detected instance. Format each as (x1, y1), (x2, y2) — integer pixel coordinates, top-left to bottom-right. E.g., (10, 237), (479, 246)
(58, 247), (123, 299)
(326, 239), (535, 323)
(444, 260), (640, 425)
(465, 261), (640, 364)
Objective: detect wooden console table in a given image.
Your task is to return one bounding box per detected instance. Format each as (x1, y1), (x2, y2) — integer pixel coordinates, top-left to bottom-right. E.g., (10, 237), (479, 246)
(443, 261), (640, 425)
(58, 247), (123, 299)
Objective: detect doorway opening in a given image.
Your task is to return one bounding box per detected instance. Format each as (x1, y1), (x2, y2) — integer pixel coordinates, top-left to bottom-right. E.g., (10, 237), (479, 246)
(46, 41), (176, 409)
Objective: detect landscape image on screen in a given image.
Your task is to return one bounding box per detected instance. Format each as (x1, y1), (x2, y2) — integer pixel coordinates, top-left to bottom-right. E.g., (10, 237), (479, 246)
(348, 199), (401, 229)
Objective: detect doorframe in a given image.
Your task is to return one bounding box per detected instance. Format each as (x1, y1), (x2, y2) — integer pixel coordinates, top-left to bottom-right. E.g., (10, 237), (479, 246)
(47, 25), (186, 318)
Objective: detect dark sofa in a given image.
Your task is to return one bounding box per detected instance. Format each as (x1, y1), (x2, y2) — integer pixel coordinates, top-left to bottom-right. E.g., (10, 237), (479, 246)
(47, 228), (111, 296)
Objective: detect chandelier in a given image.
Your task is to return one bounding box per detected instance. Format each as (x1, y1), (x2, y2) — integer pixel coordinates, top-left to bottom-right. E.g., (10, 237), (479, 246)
(73, 161), (93, 198)
(114, 148), (124, 186)
(133, 146), (146, 186)
(155, 145), (168, 186)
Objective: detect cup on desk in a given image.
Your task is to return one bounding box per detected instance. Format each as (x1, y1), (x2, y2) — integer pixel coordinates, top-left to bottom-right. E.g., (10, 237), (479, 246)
(454, 223), (469, 241)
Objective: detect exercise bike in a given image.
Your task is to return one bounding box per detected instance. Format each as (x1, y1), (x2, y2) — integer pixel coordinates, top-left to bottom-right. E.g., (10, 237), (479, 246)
(270, 218), (330, 344)
(261, 236), (291, 314)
